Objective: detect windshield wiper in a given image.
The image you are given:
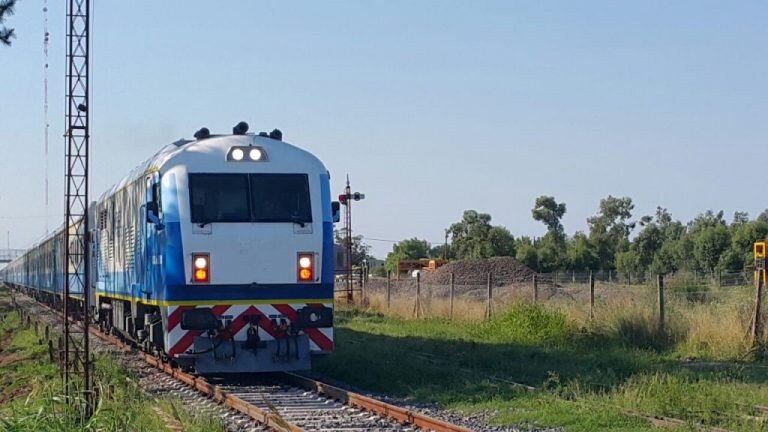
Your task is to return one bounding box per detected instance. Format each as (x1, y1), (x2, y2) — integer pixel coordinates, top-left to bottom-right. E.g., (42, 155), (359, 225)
(252, 217), (311, 226)
(288, 217), (308, 228)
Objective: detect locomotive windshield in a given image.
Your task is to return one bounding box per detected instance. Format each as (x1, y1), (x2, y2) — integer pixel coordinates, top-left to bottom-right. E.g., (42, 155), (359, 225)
(250, 174), (312, 224)
(189, 173), (312, 224)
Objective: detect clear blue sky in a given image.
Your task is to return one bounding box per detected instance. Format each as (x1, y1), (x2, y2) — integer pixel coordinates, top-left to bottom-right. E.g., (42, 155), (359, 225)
(1, 1), (767, 258)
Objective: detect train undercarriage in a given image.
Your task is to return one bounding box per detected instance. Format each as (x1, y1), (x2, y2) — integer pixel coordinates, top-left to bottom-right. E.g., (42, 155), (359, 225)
(5, 283), (328, 373)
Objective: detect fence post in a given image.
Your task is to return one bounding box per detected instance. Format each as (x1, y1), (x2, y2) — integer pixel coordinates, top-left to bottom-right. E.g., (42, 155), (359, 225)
(485, 272), (493, 320)
(608, 270), (613, 283)
(572, 270), (575, 284)
(750, 269), (764, 352)
(413, 272), (422, 319)
(48, 339), (55, 363)
(589, 270), (595, 320)
(359, 267), (365, 305)
(658, 274), (665, 340)
(386, 271), (391, 312)
(427, 278), (433, 316)
(532, 273), (538, 303)
(449, 272), (455, 320)
(57, 336), (64, 370)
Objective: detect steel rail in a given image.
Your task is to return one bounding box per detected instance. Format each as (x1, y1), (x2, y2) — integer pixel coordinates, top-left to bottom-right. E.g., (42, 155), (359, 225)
(13, 292), (304, 432)
(280, 372), (474, 432)
(12, 291), (473, 432)
(89, 330), (304, 432)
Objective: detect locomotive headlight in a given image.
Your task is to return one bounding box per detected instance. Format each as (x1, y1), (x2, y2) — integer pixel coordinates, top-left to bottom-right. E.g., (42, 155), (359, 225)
(192, 253), (210, 283)
(297, 253), (314, 282)
(227, 146), (267, 162)
(194, 256), (208, 270)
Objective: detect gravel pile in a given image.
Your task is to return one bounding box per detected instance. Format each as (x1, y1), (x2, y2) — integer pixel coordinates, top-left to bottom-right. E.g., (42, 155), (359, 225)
(422, 257), (536, 286)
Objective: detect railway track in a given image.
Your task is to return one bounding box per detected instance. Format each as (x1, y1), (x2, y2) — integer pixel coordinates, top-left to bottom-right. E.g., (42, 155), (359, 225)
(9, 290), (473, 432)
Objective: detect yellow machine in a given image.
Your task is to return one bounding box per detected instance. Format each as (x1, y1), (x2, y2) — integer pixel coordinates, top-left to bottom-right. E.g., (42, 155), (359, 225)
(396, 258), (448, 274)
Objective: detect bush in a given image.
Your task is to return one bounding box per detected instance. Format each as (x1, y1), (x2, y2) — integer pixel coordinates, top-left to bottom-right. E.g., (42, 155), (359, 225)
(471, 302), (572, 345)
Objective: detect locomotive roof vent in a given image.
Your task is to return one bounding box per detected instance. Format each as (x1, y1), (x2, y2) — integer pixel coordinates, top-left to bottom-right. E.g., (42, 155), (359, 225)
(193, 127), (211, 140)
(269, 129), (282, 141)
(258, 131), (269, 137)
(232, 121), (249, 135)
(172, 138), (193, 147)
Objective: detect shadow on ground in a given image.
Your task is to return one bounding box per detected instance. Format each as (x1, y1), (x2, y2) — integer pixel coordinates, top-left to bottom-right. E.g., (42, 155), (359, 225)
(313, 310), (768, 406)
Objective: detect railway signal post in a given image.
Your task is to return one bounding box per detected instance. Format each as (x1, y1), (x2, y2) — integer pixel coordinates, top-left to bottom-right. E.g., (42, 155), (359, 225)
(751, 241), (767, 355)
(339, 176), (365, 302)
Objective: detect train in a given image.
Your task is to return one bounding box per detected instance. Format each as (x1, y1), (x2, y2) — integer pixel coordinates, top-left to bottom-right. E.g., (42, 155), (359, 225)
(0, 122), (339, 373)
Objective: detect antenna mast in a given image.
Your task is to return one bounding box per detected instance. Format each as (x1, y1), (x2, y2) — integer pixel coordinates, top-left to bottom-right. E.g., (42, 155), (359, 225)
(43, 0), (49, 233)
(63, 0), (92, 418)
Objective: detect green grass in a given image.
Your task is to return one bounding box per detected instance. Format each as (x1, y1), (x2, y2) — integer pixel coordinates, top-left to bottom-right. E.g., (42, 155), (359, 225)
(314, 303), (768, 432)
(0, 289), (225, 431)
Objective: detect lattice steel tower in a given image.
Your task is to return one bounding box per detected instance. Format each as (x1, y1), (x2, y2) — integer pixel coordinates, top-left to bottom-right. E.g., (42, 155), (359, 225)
(63, 0), (92, 417)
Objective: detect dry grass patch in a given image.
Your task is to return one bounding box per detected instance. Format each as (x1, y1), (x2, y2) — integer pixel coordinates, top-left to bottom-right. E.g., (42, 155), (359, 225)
(361, 282), (762, 361)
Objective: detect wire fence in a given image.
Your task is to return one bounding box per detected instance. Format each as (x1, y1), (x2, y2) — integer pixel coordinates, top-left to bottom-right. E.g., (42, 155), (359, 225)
(334, 269), (765, 346)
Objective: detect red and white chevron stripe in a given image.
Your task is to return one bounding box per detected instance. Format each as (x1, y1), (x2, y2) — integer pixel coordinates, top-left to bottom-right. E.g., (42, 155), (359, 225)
(165, 303), (334, 357)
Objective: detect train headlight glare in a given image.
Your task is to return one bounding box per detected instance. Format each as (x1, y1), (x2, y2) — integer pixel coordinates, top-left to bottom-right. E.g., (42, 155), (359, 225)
(231, 148), (244, 161)
(299, 268), (312, 280)
(194, 256), (208, 269)
(249, 148), (262, 161)
(298, 256), (312, 269)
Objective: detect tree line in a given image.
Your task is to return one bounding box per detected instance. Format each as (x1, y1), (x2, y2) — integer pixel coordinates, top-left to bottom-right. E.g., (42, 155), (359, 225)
(0, 0), (17, 47)
(382, 196), (768, 276)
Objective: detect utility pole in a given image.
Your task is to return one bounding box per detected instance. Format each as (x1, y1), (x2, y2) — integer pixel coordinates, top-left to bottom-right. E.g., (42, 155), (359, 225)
(443, 229), (449, 260)
(338, 176), (365, 303)
(63, 0), (92, 418)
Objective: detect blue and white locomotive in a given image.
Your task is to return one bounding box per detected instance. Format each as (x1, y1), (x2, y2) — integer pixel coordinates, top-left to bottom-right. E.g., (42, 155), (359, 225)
(1, 123), (338, 373)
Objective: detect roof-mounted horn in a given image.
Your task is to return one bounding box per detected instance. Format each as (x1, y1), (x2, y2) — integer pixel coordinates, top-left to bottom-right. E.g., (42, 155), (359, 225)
(232, 121), (249, 135)
(193, 127), (211, 140)
(269, 129), (283, 141)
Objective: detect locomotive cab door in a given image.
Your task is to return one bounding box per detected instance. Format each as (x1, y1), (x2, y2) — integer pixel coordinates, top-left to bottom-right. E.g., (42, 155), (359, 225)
(144, 173), (164, 300)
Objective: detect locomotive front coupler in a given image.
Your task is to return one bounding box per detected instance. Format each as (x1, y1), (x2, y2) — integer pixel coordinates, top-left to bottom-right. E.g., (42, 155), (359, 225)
(272, 317), (294, 362)
(242, 314), (264, 353)
(289, 324), (300, 360)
